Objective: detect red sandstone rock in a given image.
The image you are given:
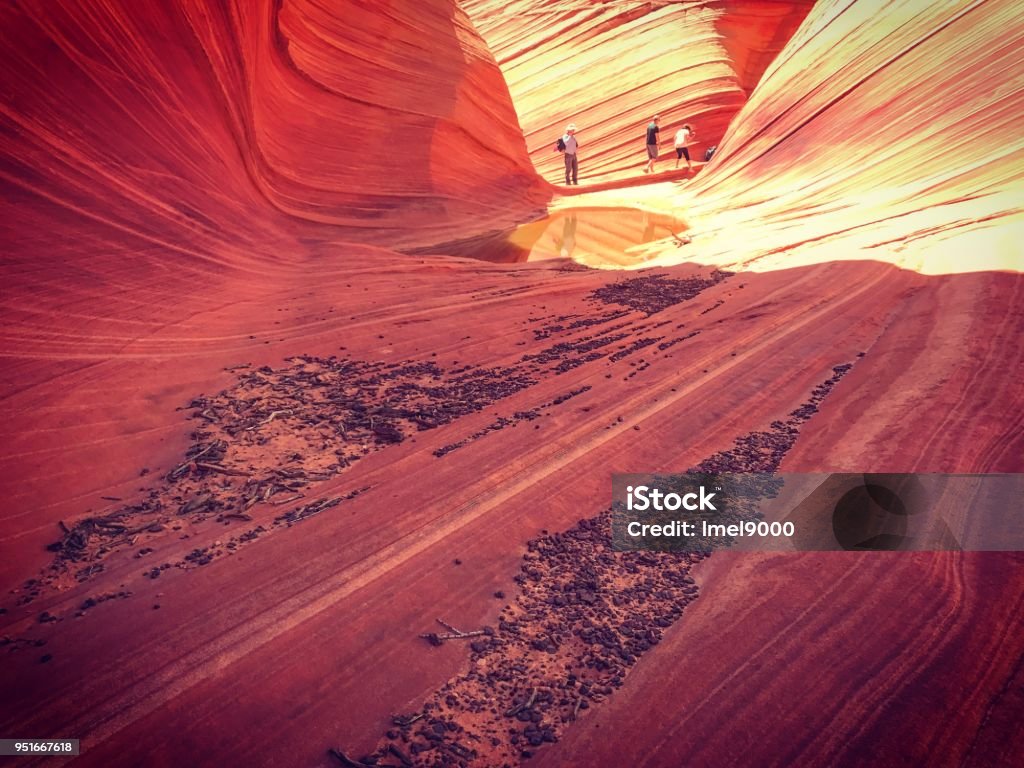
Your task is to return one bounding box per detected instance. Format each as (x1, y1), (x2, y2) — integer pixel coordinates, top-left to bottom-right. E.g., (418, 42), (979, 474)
(0, 1), (1022, 767)
(0, 0), (547, 252)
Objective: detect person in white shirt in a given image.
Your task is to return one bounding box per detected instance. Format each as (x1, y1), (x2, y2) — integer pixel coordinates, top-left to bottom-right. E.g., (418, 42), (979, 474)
(559, 123), (579, 185)
(674, 123), (696, 170)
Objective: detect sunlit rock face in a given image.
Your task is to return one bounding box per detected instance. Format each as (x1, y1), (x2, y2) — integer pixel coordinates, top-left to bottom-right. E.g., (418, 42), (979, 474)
(715, 0), (815, 96)
(656, 0), (1024, 275)
(0, 0), (546, 256)
(461, 0), (813, 183)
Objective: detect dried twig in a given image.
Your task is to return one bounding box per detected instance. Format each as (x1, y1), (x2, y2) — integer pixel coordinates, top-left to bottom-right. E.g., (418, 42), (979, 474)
(420, 630), (486, 643)
(246, 409), (291, 431)
(391, 713), (423, 727)
(419, 617), (487, 645)
(504, 687), (537, 717)
(436, 617), (462, 634)
(524, 688), (538, 710)
(94, 520), (127, 531)
(448, 742), (474, 760)
(572, 696), (584, 720)
(169, 442), (218, 478)
(293, 497), (340, 520)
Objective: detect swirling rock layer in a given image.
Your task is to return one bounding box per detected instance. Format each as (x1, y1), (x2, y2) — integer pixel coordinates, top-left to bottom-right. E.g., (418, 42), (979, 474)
(0, 0), (547, 253)
(462, 0), (814, 183)
(654, 0), (1024, 275)
(1, 1), (1022, 768)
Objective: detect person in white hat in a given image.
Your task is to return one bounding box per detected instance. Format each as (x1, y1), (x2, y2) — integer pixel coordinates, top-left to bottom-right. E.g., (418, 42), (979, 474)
(558, 123), (579, 185)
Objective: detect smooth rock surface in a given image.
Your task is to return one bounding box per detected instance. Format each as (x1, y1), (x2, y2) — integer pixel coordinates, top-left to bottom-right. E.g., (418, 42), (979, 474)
(0, 1), (1021, 767)
(463, 0), (814, 183)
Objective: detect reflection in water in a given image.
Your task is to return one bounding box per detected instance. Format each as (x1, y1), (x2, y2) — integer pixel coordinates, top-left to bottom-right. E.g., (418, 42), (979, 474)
(557, 213), (577, 259)
(405, 207), (688, 267)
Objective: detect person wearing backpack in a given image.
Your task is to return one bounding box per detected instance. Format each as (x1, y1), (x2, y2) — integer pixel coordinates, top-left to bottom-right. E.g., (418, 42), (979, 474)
(555, 123), (579, 185)
(643, 115), (660, 174)
(674, 123), (696, 170)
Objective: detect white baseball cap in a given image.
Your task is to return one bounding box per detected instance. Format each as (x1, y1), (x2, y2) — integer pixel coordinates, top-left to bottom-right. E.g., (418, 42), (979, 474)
(567, 123), (577, 131)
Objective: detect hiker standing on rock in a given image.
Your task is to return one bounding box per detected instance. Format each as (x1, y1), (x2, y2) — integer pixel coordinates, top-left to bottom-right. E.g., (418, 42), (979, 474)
(674, 123), (696, 171)
(556, 123), (579, 185)
(643, 115), (660, 174)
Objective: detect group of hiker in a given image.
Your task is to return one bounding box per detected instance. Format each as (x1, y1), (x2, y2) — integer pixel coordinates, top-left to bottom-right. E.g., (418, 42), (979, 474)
(556, 115), (713, 186)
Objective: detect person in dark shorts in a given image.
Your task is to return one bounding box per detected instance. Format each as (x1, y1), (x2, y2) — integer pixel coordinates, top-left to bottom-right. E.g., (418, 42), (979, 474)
(674, 123), (696, 170)
(643, 115), (660, 174)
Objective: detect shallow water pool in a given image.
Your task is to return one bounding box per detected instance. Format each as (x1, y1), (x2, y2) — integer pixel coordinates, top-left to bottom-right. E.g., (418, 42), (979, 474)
(407, 207), (688, 267)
